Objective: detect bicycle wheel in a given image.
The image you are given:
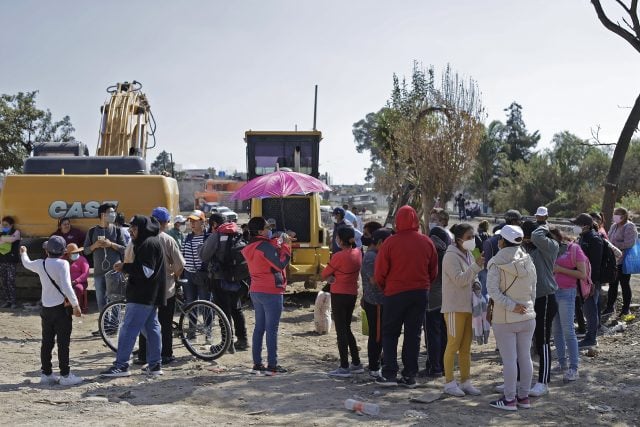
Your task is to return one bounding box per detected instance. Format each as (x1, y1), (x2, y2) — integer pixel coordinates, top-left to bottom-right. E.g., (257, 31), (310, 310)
(178, 300), (232, 360)
(99, 301), (127, 352)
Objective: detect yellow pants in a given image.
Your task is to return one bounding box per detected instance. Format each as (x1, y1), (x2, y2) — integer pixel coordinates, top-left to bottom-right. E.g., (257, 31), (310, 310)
(443, 312), (473, 383)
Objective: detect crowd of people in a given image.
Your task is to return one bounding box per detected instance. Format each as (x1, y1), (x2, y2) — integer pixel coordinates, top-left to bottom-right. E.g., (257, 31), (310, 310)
(3, 201), (638, 413)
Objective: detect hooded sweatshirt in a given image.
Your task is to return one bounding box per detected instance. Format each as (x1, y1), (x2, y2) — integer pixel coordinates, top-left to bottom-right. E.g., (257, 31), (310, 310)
(374, 206), (438, 296)
(242, 236), (291, 294)
(427, 226), (450, 311)
(441, 244), (483, 313)
(122, 215), (167, 306)
(528, 225), (559, 298)
(486, 246), (537, 324)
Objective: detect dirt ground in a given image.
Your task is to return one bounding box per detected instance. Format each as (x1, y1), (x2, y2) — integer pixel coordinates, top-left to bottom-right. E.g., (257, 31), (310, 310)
(1, 277), (639, 427)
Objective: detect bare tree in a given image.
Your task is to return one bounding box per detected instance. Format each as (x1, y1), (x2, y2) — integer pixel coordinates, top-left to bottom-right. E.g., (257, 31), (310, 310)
(591, 0), (640, 227)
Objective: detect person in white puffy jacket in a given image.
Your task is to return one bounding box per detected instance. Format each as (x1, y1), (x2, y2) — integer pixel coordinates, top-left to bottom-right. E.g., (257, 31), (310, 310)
(486, 225), (537, 411)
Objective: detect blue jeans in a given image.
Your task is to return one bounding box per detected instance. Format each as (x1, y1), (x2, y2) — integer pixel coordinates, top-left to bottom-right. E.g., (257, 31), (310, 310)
(552, 288), (579, 370)
(115, 303), (161, 369)
(183, 271), (212, 303)
(94, 274), (107, 312)
(250, 292), (283, 367)
(582, 286), (600, 344)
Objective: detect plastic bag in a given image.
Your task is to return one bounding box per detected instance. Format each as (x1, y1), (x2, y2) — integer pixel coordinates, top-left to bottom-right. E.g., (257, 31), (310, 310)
(622, 239), (640, 275)
(361, 308), (369, 336)
(314, 291), (332, 334)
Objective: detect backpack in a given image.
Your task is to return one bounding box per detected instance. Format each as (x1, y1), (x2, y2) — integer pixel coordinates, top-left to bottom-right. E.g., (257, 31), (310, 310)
(216, 233), (250, 283)
(568, 242), (592, 299)
(599, 238), (618, 284)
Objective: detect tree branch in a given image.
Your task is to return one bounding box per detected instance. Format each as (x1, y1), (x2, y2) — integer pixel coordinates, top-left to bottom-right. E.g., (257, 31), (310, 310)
(591, 0), (640, 54)
(631, 0), (640, 35)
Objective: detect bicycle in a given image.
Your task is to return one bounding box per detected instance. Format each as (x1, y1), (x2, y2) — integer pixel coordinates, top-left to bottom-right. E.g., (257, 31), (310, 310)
(98, 275), (232, 360)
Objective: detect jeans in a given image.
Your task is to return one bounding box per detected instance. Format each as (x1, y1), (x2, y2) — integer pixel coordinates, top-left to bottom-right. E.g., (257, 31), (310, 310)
(534, 294), (557, 384)
(492, 319), (536, 401)
(607, 265), (632, 313)
(94, 273), (107, 312)
(331, 293), (360, 369)
(138, 296), (176, 360)
(477, 269), (488, 298)
(250, 292), (283, 367)
(424, 308), (447, 374)
(41, 304), (72, 376)
(582, 285), (600, 344)
(381, 290), (427, 380)
(0, 262), (17, 304)
(183, 271), (212, 304)
(362, 300), (383, 371)
(115, 303), (162, 369)
(553, 288), (579, 370)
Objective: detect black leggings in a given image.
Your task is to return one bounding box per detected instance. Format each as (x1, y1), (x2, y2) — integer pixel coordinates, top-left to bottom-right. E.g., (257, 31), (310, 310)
(41, 304), (73, 376)
(607, 266), (632, 313)
(534, 294), (557, 384)
(331, 293), (360, 369)
(362, 299), (383, 371)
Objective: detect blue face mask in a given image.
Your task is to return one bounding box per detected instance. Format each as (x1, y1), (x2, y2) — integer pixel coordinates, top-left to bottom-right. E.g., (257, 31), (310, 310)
(1, 226), (10, 233)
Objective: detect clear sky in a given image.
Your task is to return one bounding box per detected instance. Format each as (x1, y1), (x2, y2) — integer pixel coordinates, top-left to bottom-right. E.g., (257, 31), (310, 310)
(1, 1), (639, 184)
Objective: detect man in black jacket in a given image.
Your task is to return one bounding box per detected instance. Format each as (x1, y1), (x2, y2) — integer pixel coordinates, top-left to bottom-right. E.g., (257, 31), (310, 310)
(100, 215), (167, 377)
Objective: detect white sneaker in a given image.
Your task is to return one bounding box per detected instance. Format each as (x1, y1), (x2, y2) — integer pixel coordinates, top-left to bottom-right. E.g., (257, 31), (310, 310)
(444, 380), (466, 397)
(563, 368), (579, 382)
(460, 380), (481, 396)
(40, 373), (59, 385)
(369, 369), (382, 378)
(59, 373), (84, 386)
(529, 382), (549, 397)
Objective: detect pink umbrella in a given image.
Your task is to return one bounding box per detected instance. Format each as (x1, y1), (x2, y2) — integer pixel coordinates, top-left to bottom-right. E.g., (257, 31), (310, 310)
(231, 170), (331, 200)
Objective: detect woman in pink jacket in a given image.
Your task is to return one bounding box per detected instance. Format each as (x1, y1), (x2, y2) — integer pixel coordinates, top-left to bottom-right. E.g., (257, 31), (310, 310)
(242, 217), (291, 376)
(66, 243), (90, 314)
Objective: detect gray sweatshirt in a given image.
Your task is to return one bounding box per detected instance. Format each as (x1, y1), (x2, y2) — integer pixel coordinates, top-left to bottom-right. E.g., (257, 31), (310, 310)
(528, 225), (559, 298)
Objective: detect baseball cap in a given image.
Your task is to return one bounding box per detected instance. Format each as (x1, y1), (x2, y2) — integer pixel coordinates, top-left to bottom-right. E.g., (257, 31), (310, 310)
(500, 225), (524, 244)
(571, 213), (594, 227)
(174, 215), (186, 224)
(535, 206), (549, 217)
(151, 207), (171, 223)
(45, 235), (67, 256)
(188, 210), (206, 221)
(266, 218), (277, 228)
(333, 207), (346, 216)
(504, 209), (522, 221)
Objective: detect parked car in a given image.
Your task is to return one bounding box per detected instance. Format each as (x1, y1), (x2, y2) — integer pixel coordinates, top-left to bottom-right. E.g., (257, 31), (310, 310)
(202, 203), (238, 222)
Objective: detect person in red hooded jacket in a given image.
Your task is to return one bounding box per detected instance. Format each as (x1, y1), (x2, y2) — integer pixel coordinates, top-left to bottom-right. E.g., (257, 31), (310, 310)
(374, 205), (438, 387)
(242, 217), (292, 376)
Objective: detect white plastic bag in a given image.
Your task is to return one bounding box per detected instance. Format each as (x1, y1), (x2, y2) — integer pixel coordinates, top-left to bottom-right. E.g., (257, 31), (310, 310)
(314, 291), (332, 334)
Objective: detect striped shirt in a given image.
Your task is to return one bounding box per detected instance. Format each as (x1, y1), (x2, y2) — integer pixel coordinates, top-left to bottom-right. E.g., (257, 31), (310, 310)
(182, 233), (206, 273)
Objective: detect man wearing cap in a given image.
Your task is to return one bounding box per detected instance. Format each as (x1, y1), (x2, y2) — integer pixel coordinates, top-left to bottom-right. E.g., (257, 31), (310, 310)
(535, 207), (549, 225)
(181, 210), (211, 305)
(572, 213), (603, 348)
(134, 208), (185, 365)
(101, 215), (166, 377)
(331, 208), (350, 254)
(167, 215), (187, 249)
(20, 236), (83, 386)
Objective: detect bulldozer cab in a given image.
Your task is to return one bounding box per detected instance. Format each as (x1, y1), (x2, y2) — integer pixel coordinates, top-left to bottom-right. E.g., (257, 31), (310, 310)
(244, 131), (329, 287)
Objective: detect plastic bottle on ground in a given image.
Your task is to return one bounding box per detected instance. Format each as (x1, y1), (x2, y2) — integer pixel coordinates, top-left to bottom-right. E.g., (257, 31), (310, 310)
(344, 399), (380, 416)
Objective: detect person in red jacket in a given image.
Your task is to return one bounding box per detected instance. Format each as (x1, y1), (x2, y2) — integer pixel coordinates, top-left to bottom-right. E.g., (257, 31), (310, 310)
(374, 205), (438, 387)
(242, 217), (292, 376)
(323, 227), (364, 378)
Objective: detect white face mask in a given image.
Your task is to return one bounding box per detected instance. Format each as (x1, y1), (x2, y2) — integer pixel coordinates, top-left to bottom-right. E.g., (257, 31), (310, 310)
(613, 214), (623, 224)
(572, 225), (583, 235)
(178, 224), (187, 233)
(70, 254), (80, 261)
(106, 212), (117, 223)
(461, 239), (476, 251)
(428, 222), (438, 230)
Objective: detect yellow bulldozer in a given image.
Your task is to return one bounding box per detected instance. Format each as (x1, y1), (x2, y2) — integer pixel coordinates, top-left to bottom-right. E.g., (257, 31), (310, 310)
(0, 81), (179, 297)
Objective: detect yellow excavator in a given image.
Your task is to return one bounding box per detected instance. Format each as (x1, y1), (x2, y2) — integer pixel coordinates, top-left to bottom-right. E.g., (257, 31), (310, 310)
(0, 81), (179, 296)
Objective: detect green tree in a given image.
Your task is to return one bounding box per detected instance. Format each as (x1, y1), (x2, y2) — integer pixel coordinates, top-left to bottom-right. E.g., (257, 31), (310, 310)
(0, 91), (74, 173)
(150, 150), (174, 175)
(502, 102), (540, 163)
(617, 138), (640, 198)
(467, 120), (505, 211)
